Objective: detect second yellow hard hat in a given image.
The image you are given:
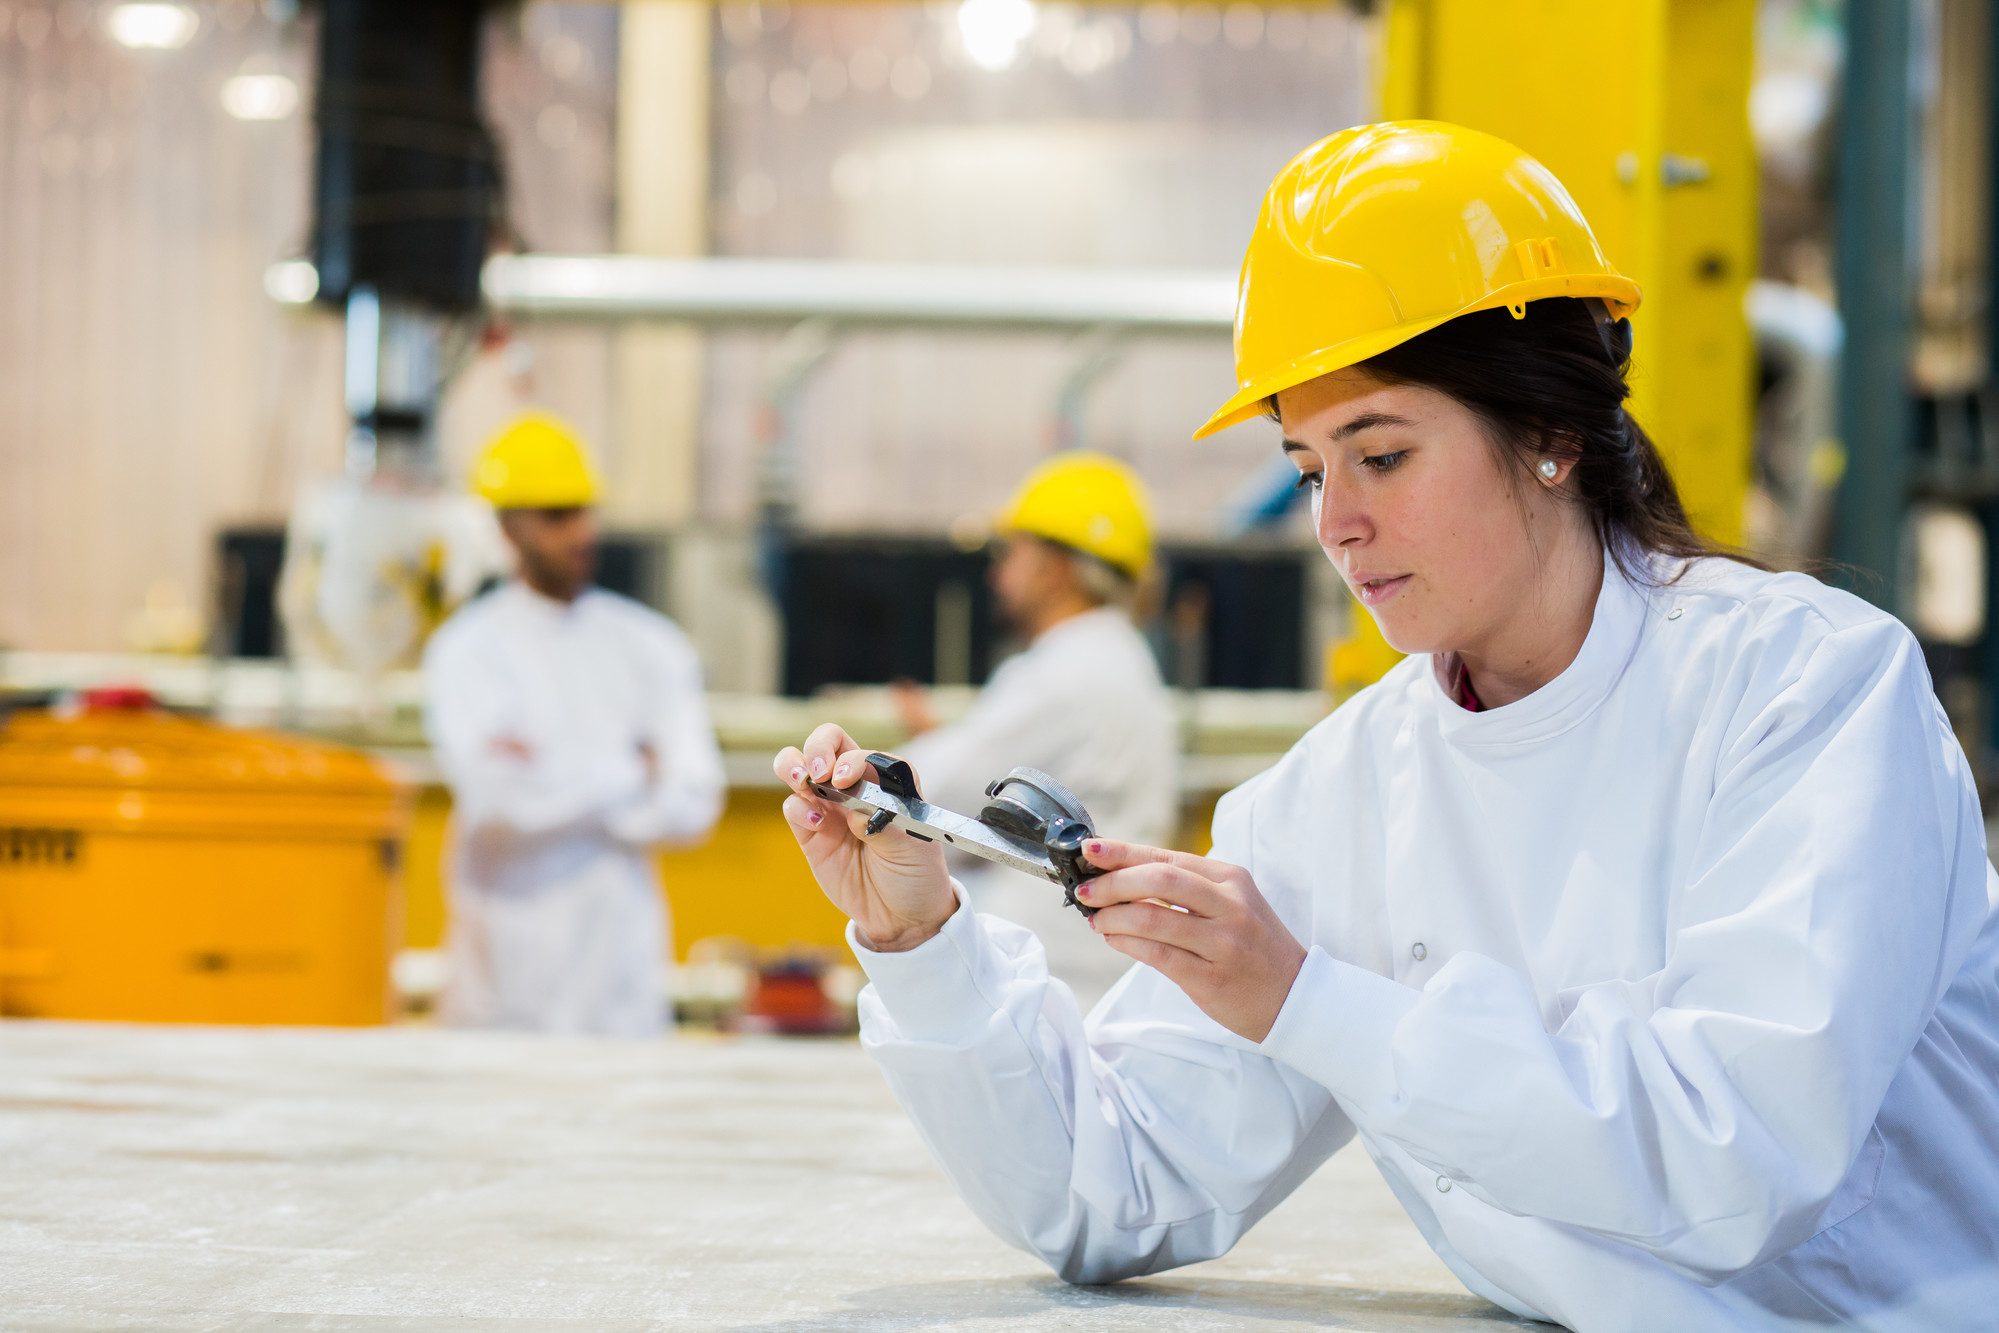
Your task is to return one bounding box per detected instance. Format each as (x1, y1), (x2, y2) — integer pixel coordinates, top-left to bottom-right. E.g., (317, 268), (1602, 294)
(473, 412), (601, 509)
(999, 452), (1153, 578)
(1196, 120), (1642, 439)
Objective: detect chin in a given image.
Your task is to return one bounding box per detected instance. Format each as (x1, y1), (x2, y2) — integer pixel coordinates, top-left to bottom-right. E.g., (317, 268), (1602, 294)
(1371, 610), (1439, 658)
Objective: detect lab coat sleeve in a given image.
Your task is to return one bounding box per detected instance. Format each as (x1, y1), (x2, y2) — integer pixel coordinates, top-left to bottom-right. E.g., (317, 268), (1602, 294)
(601, 624), (725, 848)
(854, 863), (1354, 1285)
(423, 621), (646, 841)
(1258, 615), (1993, 1282)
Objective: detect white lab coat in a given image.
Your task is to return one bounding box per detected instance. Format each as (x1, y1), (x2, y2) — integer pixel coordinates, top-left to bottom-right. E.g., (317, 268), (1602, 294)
(423, 582), (725, 1037)
(900, 606), (1179, 1007)
(850, 554), (1999, 1330)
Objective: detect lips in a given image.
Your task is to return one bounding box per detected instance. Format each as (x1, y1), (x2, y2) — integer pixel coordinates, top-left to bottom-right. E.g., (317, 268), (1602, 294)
(1353, 574), (1412, 607)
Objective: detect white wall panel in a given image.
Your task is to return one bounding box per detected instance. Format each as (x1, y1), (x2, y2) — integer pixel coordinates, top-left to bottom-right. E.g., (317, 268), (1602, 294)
(705, 1), (1371, 538)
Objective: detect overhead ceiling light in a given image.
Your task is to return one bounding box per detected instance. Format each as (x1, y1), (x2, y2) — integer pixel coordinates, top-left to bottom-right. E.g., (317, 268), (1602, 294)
(109, 4), (199, 50)
(264, 260), (319, 305)
(222, 73), (299, 120)
(958, 0), (1037, 71)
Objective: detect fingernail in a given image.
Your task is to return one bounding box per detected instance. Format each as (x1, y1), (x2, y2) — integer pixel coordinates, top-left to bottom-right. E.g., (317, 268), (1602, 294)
(810, 758), (828, 778)
(806, 810), (823, 826)
(1086, 840), (1103, 856)
(833, 763), (850, 780)
(790, 767), (805, 783)
(1076, 882), (1093, 899)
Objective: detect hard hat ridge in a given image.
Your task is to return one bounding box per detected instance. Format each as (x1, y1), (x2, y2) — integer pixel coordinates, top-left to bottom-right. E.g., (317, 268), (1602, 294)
(998, 452), (1153, 579)
(1197, 120), (1642, 439)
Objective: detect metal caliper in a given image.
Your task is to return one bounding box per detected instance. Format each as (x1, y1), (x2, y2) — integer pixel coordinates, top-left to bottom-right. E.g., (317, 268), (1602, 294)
(808, 752), (1102, 916)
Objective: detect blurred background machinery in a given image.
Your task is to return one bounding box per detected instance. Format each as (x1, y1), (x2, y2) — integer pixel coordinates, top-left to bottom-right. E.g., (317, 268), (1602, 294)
(2, 0), (1991, 1025)
(1834, 0), (1999, 772)
(277, 0), (512, 694)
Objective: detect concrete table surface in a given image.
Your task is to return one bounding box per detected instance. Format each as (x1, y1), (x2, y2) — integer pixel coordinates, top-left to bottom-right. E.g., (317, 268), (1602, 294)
(0, 1022), (1534, 1331)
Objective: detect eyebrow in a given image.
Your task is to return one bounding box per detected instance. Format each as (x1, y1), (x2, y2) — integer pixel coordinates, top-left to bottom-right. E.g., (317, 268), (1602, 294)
(1281, 411), (1415, 452)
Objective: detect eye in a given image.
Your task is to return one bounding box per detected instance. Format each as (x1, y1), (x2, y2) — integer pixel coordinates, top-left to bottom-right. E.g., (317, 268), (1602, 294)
(1359, 451), (1407, 474)
(1292, 469), (1323, 493)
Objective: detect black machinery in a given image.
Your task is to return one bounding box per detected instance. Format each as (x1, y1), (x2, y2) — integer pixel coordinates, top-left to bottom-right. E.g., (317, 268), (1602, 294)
(310, 0), (505, 475)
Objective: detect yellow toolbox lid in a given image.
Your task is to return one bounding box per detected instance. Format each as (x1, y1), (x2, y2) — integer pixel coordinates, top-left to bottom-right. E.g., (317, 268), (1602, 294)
(0, 698), (406, 838)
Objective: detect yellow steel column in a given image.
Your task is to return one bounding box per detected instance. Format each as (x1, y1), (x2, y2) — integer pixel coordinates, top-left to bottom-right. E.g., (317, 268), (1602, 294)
(1376, 0), (1430, 120)
(612, 1), (712, 530)
(1629, 0), (1671, 464)
(1378, 0), (1757, 544)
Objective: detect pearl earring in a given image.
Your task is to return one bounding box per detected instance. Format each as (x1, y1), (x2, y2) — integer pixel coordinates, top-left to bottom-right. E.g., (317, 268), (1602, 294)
(1537, 459), (1560, 481)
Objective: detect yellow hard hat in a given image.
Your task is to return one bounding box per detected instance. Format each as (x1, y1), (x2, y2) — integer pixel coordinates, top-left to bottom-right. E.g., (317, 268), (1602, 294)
(472, 412), (601, 508)
(998, 452), (1153, 578)
(1196, 121), (1642, 439)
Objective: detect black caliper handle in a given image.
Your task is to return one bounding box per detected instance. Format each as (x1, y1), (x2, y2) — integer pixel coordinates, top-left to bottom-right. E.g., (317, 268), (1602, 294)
(866, 752), (920, 800)
(862, 753), (930, 840)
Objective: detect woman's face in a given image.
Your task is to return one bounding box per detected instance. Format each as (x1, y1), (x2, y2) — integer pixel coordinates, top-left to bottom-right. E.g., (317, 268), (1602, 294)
(1277, 368), (1575, 656)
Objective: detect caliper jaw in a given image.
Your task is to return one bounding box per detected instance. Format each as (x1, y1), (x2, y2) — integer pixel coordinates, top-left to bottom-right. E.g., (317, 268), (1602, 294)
(979, 767), (1100, 916)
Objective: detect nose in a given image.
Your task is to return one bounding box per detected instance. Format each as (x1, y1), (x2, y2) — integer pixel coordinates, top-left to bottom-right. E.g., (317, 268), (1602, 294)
(1313, 474), (1371, 553)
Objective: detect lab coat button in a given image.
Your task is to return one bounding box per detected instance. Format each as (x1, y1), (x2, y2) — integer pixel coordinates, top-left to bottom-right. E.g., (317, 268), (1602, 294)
(1667, 606), (1684, 620)
(1436, 1176), (1452, 1193)
(1411, 942), (1427, 961)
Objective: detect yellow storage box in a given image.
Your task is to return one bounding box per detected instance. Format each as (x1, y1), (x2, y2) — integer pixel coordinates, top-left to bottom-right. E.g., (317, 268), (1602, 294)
(0, 701), (407, 1025)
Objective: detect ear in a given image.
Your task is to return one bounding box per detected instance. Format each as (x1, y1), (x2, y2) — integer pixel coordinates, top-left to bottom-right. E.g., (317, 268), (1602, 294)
(1045, 542), (1085, 590)
(1535, 456), (1577, 487)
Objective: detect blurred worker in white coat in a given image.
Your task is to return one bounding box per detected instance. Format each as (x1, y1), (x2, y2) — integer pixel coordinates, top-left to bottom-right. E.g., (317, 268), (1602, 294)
(894, 453), (1177, 1007)
(423, 414), (724, 1037)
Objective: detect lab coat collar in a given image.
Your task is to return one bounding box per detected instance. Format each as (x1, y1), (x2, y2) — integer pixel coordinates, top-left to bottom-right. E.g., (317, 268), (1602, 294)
(1424, 547), (1654, 749)
(1030, 605), (1130, 650)
(501, 578), (594, 623)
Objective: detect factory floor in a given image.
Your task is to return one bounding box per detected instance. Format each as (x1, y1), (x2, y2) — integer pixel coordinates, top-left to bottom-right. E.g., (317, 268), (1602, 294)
(1, 1022), (1532, 1331)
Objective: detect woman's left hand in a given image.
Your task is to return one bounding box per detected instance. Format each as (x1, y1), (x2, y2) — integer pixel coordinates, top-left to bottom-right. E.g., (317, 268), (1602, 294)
(1077, 839), (1307, 1043)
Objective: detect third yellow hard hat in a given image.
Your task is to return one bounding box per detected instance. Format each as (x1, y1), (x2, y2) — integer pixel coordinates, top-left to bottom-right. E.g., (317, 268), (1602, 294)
(1195, 121), (1642, 439)
(472, 412), (601, 508)
(999, 452), (1152, 578)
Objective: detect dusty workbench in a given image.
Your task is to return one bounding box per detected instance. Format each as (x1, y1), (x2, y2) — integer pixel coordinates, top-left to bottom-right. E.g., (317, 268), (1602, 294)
(0, 1022), (1534, 1331)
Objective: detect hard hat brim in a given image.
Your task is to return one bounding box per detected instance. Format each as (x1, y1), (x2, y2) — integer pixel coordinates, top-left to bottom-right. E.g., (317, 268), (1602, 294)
(1000, 524), (1148, 580)
(487, 494), (598, 511)
(1194, 276), (1642, 440)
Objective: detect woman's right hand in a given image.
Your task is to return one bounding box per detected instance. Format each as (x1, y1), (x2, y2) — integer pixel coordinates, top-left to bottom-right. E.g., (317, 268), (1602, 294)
(774, 723), (956, 953)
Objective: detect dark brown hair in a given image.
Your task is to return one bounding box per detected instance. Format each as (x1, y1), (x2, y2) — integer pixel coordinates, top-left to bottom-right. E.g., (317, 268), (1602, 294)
(1351, 297), (1751, 583)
